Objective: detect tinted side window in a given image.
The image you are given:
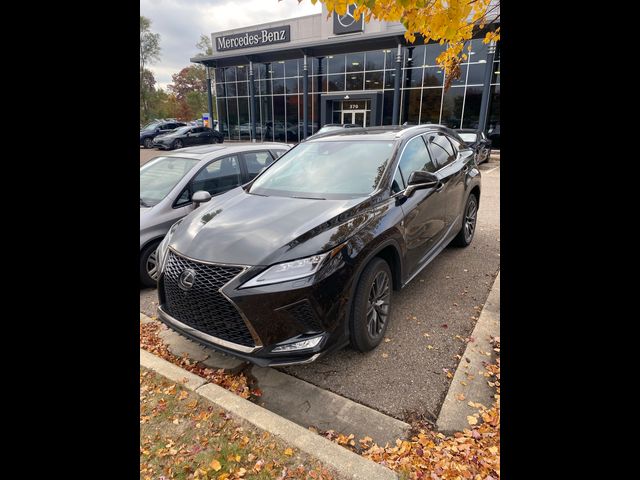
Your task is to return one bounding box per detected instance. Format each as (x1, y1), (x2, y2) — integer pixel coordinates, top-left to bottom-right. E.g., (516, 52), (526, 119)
(271, 149), (287, 159)
(391, 169), (405, 194)
(428, 133), (455, 168)
(244, 151), (275, 180)
(191, 155), (242, 196)
(397, 136), (435, 185)
(445, 134), (461, 153)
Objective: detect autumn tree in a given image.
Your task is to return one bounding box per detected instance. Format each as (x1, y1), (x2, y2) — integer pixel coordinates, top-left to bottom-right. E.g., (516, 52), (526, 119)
(140, 16), (161, 119)
(295, 0), (500, 89)
(167, 66), (208, 120)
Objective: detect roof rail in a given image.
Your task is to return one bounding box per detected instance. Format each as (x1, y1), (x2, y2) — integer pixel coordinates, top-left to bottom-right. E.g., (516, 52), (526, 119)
(394, 123), (446, 138)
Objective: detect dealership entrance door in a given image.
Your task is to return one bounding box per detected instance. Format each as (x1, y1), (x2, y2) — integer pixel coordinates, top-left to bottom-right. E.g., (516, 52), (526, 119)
(341, 110), (367, 126)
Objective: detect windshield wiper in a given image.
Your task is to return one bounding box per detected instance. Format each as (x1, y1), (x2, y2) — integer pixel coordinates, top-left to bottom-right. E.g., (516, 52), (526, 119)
(291, 195), (325, 200)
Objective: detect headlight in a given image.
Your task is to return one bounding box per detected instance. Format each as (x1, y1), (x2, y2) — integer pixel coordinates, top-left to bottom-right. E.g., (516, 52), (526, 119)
(240, 252), (331, 289)
(156, 220), (183, 274)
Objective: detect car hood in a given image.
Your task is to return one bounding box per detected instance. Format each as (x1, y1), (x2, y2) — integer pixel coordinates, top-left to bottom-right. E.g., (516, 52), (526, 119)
(169, 187), (373, 266)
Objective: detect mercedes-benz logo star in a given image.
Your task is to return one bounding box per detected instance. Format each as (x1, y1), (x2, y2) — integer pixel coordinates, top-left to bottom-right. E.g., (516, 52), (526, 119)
(178, 269), (197, 291)
(338, 5), (356, 28)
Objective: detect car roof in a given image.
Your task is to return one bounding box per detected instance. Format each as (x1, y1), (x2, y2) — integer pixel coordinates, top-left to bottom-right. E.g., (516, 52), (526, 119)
(159, 143), (292, 161)
(305, 124), (454, 142)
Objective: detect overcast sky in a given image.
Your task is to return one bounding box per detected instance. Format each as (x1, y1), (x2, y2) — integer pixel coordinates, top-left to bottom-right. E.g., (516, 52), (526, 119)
(141, 0), (323, 90)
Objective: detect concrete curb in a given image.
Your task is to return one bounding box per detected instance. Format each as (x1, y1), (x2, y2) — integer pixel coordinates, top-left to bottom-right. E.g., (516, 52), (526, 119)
(141, 348), (398, 480)
(436, 271), (500, 434)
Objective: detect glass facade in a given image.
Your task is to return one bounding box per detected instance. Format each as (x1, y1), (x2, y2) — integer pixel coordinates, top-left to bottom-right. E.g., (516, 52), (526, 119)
(214, 39), (500, 142)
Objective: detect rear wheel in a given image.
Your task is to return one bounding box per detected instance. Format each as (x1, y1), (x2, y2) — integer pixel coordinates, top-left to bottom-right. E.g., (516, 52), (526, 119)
(350, 258), (393, 352)
(143, 137), (153, 149)
(451, 194), (478, 247)
(140, 240), (161, 288)
(173, 139), (183, 150)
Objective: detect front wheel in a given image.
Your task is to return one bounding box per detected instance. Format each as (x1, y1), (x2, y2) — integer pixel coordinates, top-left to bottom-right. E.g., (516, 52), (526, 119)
(216, 136), (224, 143)
(451, 194), (478, 247)
(143, 137), (153, 149)
(350, 258), (393, 352)
(172, 139), (183, 150)
(140, 241), (161, 288)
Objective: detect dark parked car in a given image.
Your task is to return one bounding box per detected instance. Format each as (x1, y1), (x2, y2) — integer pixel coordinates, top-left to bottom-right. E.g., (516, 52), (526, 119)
(140, 143), (292, 287)
(140, 120), (187, 149)
(455, 129), (492, 164)
(153, 126), (224, 150)
(154, 124), (481, 366)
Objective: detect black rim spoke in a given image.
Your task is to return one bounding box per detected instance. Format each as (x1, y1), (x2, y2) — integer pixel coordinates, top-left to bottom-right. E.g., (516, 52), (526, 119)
(366, 270), (391, 338)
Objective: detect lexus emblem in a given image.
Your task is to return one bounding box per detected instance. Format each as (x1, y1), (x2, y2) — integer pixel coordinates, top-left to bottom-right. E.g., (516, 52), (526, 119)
(178, 269), (197, 290)
(338, 5), (356, 27)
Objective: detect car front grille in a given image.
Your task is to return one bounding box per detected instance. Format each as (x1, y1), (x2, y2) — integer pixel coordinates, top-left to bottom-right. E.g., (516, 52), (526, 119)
(161, 250), (255, 348)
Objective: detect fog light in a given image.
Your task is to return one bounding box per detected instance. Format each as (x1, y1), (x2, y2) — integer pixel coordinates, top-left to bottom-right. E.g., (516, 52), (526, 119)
(272, 336), (322, 353)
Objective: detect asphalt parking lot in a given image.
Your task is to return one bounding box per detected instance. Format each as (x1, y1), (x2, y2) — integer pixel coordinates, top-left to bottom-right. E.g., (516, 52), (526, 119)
(140, 147), (500, 421)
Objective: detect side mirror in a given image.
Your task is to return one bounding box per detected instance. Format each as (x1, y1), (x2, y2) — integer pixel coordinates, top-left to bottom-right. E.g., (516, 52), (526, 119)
(404, 171), (439, 197)
(192, 190), (211, 208)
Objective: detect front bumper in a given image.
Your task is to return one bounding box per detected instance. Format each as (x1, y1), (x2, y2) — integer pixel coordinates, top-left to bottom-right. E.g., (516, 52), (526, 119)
(156, 249), (355, 367)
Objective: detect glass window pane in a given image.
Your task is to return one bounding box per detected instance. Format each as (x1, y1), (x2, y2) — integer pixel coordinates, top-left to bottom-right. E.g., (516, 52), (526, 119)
(384, 49), (396, 69)
(236, 65), (248, 81)
(192, 155), (242, 196)
(224, 67), (236, 83)
(405, 44), (426, 67)
(237, 81), (248, 96)
(347, 52), (364, 72)
(450, 64), (467, 87)
(468, 39), (488, 62)
(286, 95), (300, 142)
(328, 54), (345, 74)
(215, 82), (225, 97)
(440, 87), (465, 128)
(255, 63), (266, 79)
(424, 43), (447, 66)
(285, 77), (298, 94)
(461, 86), (483, 129)
(346, 73), (364, 90)
(271, 61), (285, 78)
(382, 90), (394, 125)
(492, 61), (500, 84)
(398, 136), (435, 178)
(384, 69), (398, 89)
(284, 59), (299, 77)
(422, 67), (444, 87)
(225, 80), (236, 97)
(238, 98), (250, 139)
(365, 71), (383, 89)
(272, 95), (286, 141)
(328, 74), (345, 91)
(227, 97), (239, 139)
(365, 50), (385, 71)
(467, 62), (487, 85)
(272, 78), (285, 94)
(259, 96), (273, 141)
(217, 99), (229, 138)
(403, 67), (423, 88)
(488, 85), (500, 136)
(420, 88), (442, 123)
(244, 151), (275, 179)
(402, 89), (421, 125)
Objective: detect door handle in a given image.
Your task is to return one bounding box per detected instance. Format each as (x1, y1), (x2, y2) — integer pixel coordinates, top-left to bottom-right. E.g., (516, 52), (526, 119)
(435, 181), (445, 192)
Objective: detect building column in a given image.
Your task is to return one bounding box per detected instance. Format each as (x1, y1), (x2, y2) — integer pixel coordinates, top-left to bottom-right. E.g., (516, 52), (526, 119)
(392, 43), (402, 126)
(302, 55), (309, 139)
(478, 41), (497, 133)
(249, 61), (257, 142)
(205, 65), (215, 129)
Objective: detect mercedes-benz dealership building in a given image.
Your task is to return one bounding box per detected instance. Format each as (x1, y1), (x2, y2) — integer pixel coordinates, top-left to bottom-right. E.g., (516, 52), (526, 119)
(191, 4), (500, 143)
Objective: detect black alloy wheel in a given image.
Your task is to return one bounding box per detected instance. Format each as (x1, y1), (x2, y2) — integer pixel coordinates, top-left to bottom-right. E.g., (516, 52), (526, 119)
(350, 258), (393, 352)
(143, 137), (153, 149)
(451, 194), (478, 247)
(173, 139), (183, 149)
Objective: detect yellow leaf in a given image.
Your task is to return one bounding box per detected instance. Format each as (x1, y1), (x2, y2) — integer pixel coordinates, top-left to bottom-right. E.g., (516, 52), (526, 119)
(284, 448), (294, 456)
(467, 415), (477, 425)
(488, 446), (499, 455)
(210, 459), (222, 471)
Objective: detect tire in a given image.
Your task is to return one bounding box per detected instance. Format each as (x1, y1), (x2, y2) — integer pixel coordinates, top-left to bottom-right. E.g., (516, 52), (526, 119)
(451, 193), (478, 247)
(216, 136), (224, 143)
(173, 139), (183, 150)
(143, 137), (153, 149)
(140, 240), (161, 288)
(350, 258), (393, 352)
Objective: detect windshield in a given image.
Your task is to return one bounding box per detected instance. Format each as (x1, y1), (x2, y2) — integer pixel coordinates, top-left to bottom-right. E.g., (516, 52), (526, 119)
(458, 133), (477, 143)
(140, 156), (199, 206)
(142, 122), (160, 131)
(167, 126), (190, 135)
(249, 140), (396, 199)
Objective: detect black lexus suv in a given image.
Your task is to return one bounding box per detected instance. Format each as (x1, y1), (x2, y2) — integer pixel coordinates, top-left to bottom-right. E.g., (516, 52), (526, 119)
(155, 125), (481, 366)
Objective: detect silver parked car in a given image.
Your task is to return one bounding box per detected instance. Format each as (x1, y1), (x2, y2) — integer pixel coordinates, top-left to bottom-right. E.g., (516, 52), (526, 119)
(140, 143), (292, 287)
